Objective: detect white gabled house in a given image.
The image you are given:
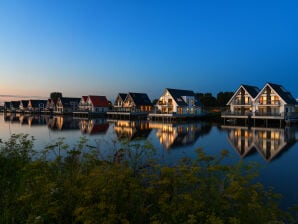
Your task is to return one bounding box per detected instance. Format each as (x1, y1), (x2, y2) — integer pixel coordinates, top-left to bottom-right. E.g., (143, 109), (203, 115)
(226, 84), (260, 116)
(28, 100), (47, 113)
(113, 93), (128, 111)
(19, 100), (29, 112)
(253, 83), (297, 118)
(78, 96), (88, 111)
(113, 92), (152, 112)
(56, 97), (81, 114)
(155, 88), (203, 116)
(222, 82), (298, 122)
(45, 99), (58, 112)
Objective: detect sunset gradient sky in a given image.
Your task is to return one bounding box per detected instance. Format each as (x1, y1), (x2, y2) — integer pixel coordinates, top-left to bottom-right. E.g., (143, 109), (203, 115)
(1, 0), (298, 103)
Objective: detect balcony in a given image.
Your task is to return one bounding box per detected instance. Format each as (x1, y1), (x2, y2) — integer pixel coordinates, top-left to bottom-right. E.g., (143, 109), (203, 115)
(258, 100), (280, 106)
(232, 100), (252, 106)
(221, 111), (252, 118)
(158, 101), (173, 106)
(253, 112), (284, 119)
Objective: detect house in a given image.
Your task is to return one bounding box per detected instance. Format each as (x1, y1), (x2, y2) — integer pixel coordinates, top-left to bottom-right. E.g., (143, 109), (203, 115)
(10, 101), (21, 112)
(83, 95), (109, 113)
(28, 100), (47, 113)
(56, 97), (81, 114)
(4, 102), (10, 111)
(19, 100), (29, 112)
(225, 84), (260, 116)
(222, 82), (298, 123)
(253, 83), (297, 118)
(78, 96), (88, 111)
(113, 93), (128, 111)
(45, 99), (58, 112)
(123, 92), (153, 112)
(114, 92), (153, 113)
(155, 88), (203, 116)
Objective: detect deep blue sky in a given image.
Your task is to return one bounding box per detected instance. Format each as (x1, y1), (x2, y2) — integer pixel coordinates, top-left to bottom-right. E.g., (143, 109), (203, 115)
(0, 0), (297, 101)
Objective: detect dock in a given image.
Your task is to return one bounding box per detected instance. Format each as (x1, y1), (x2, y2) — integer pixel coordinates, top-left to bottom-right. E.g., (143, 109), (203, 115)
(221, 111), (298, 126)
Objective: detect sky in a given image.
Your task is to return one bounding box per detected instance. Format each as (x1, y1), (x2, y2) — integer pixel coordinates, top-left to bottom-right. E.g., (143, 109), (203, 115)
(0, 0), (298, 104)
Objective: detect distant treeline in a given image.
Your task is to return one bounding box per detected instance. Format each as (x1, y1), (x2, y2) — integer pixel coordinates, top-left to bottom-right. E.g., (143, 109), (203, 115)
(195, 91), (234, 108)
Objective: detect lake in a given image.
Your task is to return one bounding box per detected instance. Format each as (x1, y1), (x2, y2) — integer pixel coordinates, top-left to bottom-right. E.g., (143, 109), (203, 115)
(1, 113), (298, 209)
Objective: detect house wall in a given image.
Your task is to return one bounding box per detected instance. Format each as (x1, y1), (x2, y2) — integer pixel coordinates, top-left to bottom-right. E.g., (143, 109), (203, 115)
(79, 98), (87, 110)
(229, 88), (255, 115)
(114, 96), (124, 107)
(228, 85), (296, 117)
(90, 106), (108, 113)
(56, 101), (78, 113)
(156, 90), (202, 115)
(255, 87), (287, 115)
(156, 90), (178, 113)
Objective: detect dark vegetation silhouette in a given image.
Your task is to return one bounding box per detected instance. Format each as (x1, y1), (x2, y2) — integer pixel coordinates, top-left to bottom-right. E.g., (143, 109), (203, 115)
(0, 134), (297, 223)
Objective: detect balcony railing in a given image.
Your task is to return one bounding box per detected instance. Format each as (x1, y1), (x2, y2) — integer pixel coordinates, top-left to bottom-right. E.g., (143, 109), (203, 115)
(221, 111), (252, 116)
(258, 100), (280, 106)
(254, 112), (284, 117)
(232, 100), (252, 105)
(158, 101), (173, 106)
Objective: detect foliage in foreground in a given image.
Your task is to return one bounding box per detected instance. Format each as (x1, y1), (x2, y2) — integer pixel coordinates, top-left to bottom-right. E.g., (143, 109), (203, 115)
(0, 134), (296, 224)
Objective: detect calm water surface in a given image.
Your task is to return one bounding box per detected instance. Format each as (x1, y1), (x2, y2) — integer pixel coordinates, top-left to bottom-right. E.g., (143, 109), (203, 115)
(1, 113), (298, 209)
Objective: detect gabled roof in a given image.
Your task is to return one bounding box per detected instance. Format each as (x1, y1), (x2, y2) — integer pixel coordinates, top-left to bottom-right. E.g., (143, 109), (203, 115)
(59, 97), (81, 106)
(50, 98), (58, 105)
(4, 102), (10, 108)
(227, 84), (260, 105)
(118, 93), (127, 101)
(241, 85), (260, 98)
(166, 88), (202, 107)
(11, 101), (20, 108)
(82, 96), (88, 102)
(21, 100), (29, 107)
(88, 95), (109, 107)
(127, 92), (153, 106)
(267, 83), (297, 105)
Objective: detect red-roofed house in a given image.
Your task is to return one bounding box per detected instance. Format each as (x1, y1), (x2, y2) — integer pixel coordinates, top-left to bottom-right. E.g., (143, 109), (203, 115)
(86, 95), (109, 113)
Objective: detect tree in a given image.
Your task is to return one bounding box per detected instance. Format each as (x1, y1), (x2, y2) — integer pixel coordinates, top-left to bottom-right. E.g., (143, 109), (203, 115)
(152, 99), (159, 105)
(196, 93), (217, 107)
(217, 91), (234, 107)
(50, 92), (62, 100)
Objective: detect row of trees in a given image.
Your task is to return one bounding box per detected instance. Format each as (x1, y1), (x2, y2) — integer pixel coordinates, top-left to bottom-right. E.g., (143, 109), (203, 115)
(0, 134), (296, 223)
(195, 91), (234, 108)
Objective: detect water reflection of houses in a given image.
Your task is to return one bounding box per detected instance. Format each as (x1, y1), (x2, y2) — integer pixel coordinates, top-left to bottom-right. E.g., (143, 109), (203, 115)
(27, 115), (47, 126)
(113, 120), (151, 140)
(223, 125), (297, 162)
(47, 116), (80, 131)
(4, 114), (46, 126)
(79, 119), (109, 135)
(150, 122), (211, 149)
(4, 113), (20, 123)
